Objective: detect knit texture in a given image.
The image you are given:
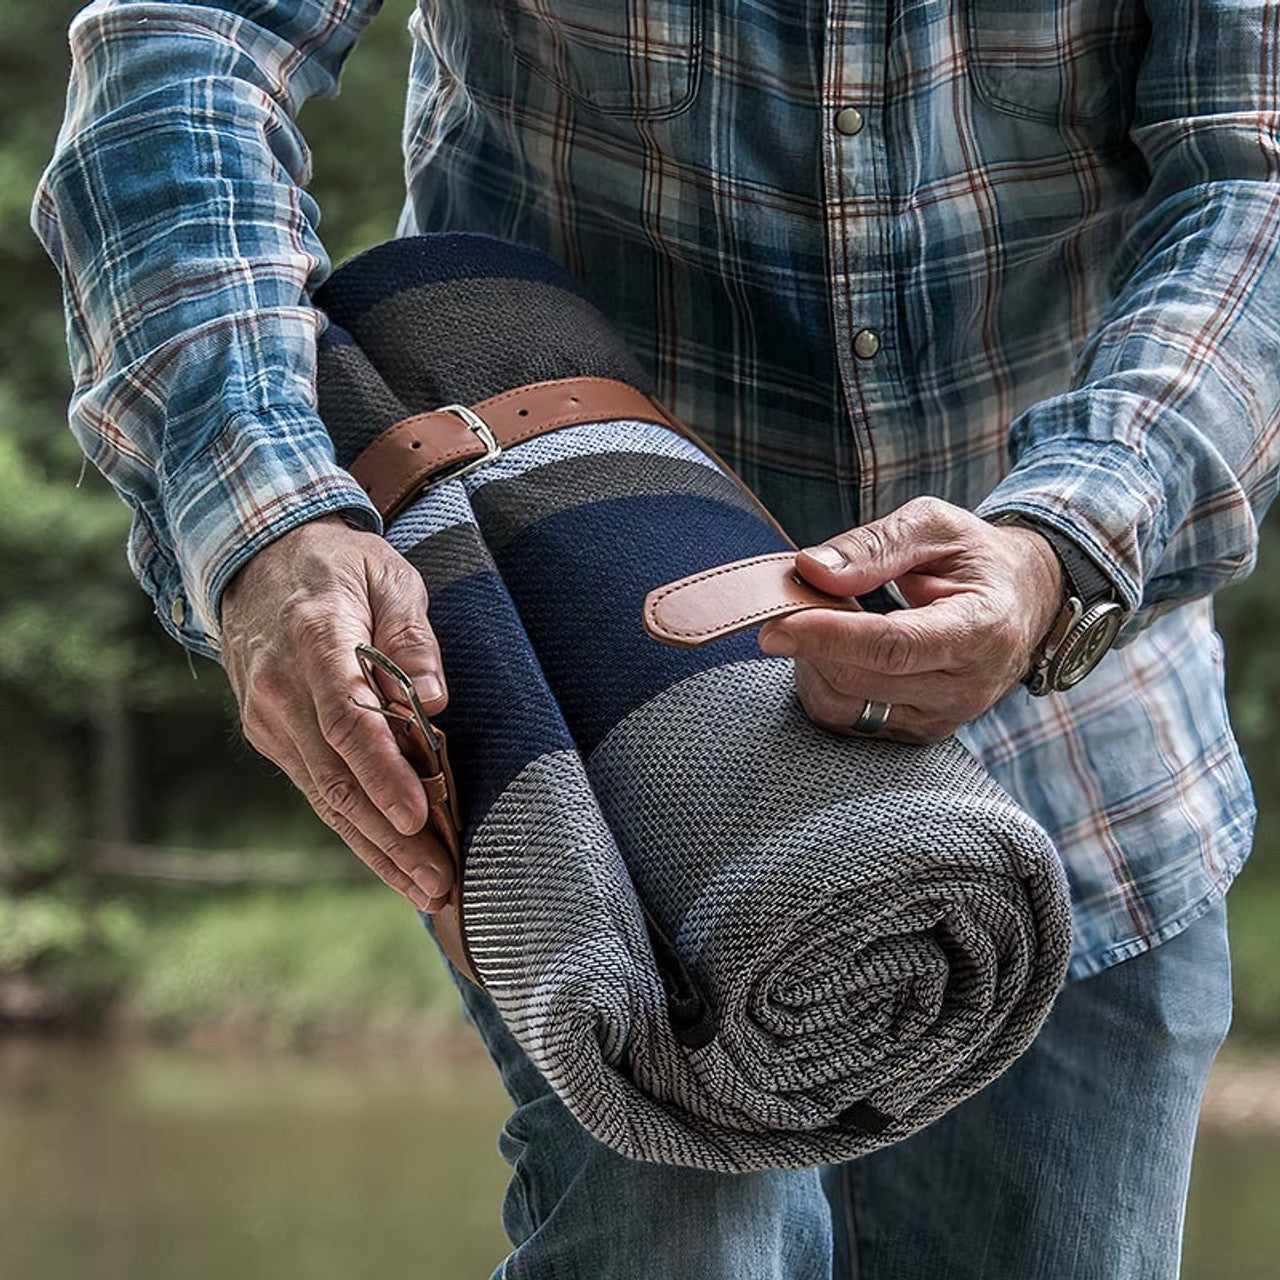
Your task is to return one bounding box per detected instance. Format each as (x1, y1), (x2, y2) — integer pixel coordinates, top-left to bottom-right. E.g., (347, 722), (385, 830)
(312, 235), (1073, 1172)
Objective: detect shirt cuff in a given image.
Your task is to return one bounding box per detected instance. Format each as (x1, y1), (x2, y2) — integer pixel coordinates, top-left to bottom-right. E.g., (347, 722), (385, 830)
(974, 424), (1168, 619)
(163, 404), (383, 653)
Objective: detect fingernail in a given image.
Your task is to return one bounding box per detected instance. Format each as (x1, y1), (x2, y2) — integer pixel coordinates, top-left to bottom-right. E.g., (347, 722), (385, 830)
(407, 884), (433, 912)
(801, 544), (846, 571)
(759, 626), (795, 657)
(412, 864), (446, 898)
(419, 675), (445, 703)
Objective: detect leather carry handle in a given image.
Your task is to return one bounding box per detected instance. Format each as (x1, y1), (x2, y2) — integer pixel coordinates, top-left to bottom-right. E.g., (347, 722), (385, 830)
(642, 552), (863, 648)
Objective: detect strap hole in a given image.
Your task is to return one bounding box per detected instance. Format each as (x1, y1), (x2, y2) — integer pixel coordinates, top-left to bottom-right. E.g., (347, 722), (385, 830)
(517, 408), (529, 416)
(569, 396), (579, 404)
(411, 440), (421, 449)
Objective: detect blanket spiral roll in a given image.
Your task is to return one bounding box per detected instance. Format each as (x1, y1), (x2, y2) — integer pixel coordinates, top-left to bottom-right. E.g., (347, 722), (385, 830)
(312, 234), (1073, 1172)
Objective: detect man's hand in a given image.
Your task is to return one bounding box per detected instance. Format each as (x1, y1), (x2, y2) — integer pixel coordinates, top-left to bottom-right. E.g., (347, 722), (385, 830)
(757, 498), (1064, 743)
(220, 514), (454, 911)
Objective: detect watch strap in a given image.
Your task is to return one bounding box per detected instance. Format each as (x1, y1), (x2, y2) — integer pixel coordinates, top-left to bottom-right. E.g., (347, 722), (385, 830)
(1033, 524), (1113, 605)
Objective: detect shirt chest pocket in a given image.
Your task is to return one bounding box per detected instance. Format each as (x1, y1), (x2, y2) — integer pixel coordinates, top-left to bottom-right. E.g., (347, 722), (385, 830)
(502, 0), (705, 119)
(963, 0), (1148, 138)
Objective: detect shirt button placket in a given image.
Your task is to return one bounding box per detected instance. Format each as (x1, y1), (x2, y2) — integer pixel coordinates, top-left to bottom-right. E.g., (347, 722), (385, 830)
(834, 110), (878, 366)
(822, 4), (895, 524)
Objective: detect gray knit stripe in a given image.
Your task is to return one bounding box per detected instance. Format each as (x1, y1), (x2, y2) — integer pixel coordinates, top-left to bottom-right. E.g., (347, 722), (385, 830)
(454, 657), (1071, 1172)
(468, 451), (763, 552)
(343, 277), (651, 414)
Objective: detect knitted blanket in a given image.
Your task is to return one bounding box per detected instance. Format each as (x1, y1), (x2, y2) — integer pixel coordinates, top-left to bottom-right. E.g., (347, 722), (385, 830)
(312, 234), (1072, 1173)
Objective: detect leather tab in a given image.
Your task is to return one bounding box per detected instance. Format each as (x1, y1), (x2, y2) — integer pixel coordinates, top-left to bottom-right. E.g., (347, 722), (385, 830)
(643, 552), (862, 648)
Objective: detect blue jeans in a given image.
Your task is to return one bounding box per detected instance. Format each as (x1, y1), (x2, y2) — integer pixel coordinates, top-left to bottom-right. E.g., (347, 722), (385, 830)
(443, 896), (1231, 1280)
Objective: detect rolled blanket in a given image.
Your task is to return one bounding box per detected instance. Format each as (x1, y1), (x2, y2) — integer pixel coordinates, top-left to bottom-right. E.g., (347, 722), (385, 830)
(311, 234), (1072, 1173)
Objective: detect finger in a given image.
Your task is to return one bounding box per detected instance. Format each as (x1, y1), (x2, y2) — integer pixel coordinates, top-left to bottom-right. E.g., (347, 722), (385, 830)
(368, 554), (449, 713)
(290, 728), (456, 903)
(792, 497), (976, 598)
(759, 601), (972, 676)
(789, 655), (988, 721)
(792, 660), (953, 745)
(304, 638), (433, 837)
(269, 736), (449, 912)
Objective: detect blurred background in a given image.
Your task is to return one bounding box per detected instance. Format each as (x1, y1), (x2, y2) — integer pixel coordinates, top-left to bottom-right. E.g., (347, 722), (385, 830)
(1, 3), (1277, 1277)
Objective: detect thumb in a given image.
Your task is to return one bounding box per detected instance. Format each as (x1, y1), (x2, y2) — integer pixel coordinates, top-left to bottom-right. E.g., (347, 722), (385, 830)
(367, 553), (449, 712)
(793, 499), (962, 597)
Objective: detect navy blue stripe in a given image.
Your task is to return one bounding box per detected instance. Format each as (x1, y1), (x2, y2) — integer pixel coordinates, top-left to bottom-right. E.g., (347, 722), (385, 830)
(315, 233), (597, 321)
(483, 493), (789, 754)
(428, 570), (577, 828)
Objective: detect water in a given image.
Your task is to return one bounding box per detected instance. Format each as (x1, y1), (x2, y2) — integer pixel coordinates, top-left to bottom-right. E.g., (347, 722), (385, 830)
(0, 1039), (512, 1280)
(0, 1039), (1274, 1279)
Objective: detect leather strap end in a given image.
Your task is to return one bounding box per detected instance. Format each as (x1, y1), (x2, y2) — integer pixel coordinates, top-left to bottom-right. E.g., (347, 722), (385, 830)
(385, 708), (480, 985)
(642, 552), (863, 648)
(431, 902), (479, 986)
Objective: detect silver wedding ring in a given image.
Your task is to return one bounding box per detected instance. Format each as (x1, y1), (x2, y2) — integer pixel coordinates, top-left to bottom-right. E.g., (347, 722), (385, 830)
(850, 699), (893, 736)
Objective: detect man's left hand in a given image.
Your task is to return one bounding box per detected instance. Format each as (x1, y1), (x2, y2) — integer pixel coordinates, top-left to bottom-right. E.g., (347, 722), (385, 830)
(757, 497), (1064, 743)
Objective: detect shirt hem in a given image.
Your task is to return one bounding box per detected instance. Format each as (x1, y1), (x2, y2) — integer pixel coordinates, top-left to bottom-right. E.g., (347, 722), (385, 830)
(1063, 845), (1251, 983)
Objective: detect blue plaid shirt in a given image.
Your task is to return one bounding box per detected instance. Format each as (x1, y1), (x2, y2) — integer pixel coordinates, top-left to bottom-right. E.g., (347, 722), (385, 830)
(34, 0), (1277, 977)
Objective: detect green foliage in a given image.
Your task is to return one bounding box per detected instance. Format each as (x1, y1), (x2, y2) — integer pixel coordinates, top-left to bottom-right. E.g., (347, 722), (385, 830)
(0, 882), (453, 1045)
(1218, 520), (1280, 868)
(1226, 864), (1280, 1043)
(119, 885), (453, 1046)
(0, 1), (417, 859)
(0, 888), (139, 1000)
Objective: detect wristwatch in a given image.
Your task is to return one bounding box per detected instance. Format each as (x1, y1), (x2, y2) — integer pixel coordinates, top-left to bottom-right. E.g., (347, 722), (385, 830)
(990, 514), (1127, 696)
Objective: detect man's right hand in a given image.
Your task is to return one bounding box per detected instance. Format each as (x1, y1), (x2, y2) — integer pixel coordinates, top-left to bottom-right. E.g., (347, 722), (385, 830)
(220, 514), (455, 913)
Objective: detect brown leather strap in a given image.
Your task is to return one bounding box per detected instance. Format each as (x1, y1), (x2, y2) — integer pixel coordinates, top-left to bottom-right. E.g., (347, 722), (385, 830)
(355, 645), (481, 986)
(387, 707), (480, 986)
(345, 375), (795, 545)
(643, 552), (863, 648)
(347, 380), (813, 985)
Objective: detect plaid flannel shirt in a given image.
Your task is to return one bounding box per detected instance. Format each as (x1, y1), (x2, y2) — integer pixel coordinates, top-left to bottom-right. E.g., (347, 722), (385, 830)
(34, 0), (1276, 977)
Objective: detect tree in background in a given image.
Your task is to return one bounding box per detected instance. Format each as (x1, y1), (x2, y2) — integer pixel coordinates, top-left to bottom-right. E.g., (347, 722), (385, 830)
(0, 1), (419, 883)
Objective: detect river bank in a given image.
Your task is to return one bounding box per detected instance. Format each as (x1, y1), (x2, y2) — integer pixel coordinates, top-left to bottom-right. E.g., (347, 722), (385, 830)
(5, 874), (1280, 1067)
(1, 1032), (1275, 1280)
(1200, 1053), (1280, 1131)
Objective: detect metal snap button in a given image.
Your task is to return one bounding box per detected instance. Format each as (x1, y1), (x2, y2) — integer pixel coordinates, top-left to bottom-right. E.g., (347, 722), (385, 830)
(834, 106), (865, 136)
(853, 328), (881, 359)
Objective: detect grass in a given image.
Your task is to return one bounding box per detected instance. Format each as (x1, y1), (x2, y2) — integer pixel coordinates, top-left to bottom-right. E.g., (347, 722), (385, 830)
(0, 883), (459, 1049)
(118, 885), (460, 1047)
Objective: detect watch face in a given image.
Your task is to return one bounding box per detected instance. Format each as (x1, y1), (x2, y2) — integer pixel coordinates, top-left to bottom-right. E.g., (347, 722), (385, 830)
(1054, 603), (1126, 690)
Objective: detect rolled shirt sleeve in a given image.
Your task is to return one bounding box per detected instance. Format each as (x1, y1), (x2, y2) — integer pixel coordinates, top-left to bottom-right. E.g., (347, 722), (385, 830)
(975, 0), (1280, 641)
(31, 0), (385, 659)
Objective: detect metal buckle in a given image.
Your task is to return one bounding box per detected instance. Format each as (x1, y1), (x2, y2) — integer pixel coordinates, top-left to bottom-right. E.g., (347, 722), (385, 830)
(352, 642), (444, 755)
(421, 403), (502, 491)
